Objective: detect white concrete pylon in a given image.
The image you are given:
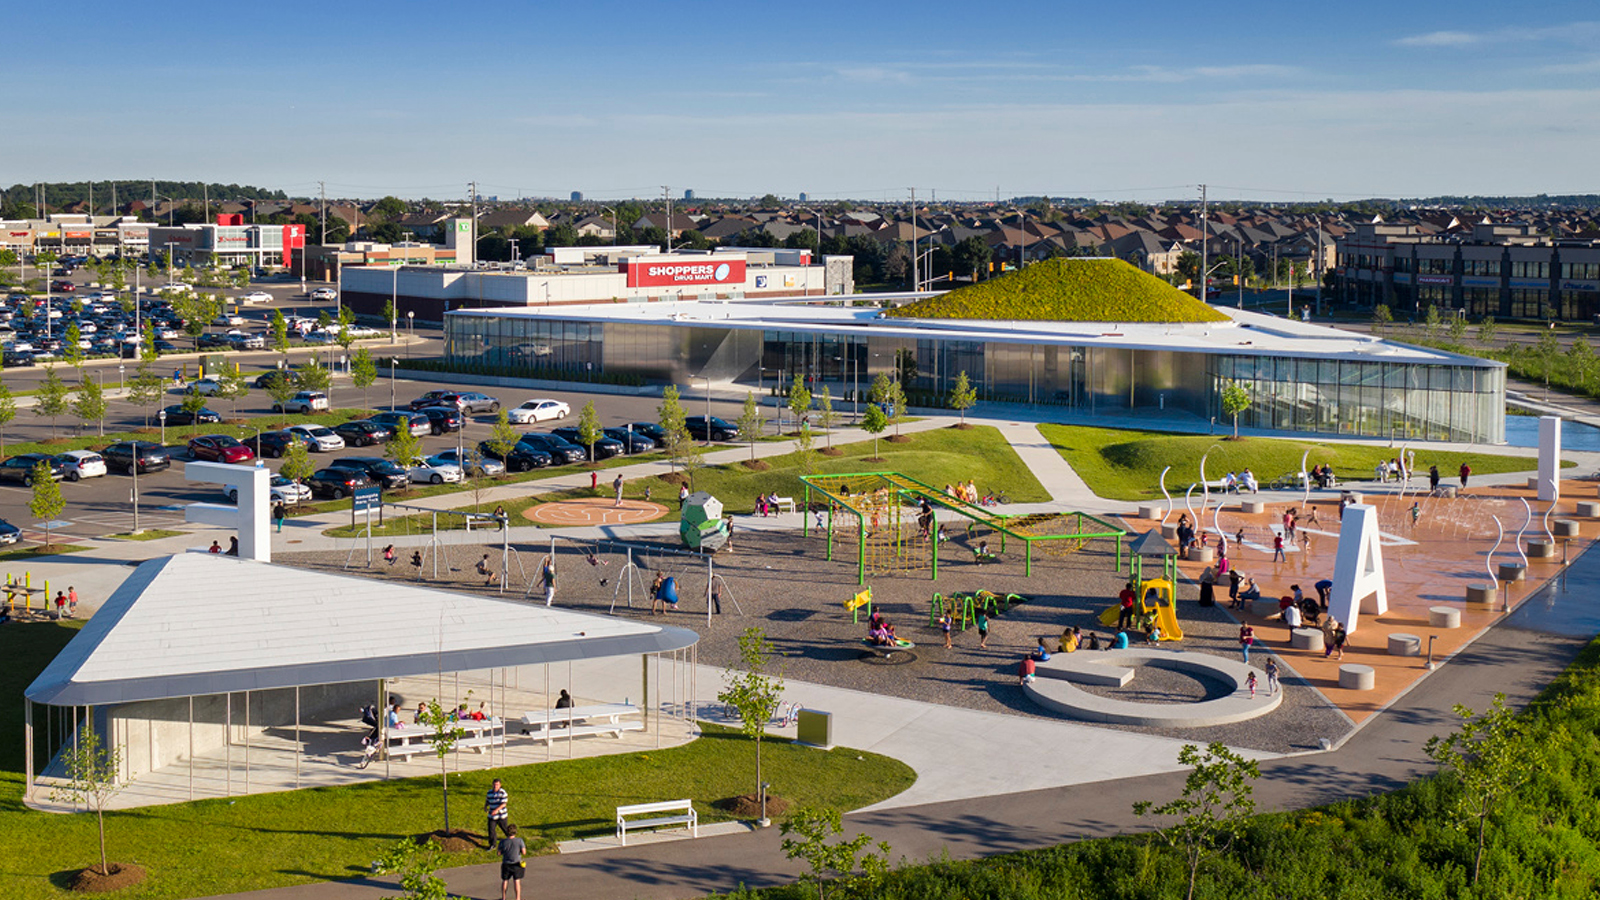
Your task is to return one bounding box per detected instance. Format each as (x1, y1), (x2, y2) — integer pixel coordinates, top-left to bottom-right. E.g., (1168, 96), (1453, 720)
(183, 461), (271, 561)
(1329, 504), (1387, 634)
(1538, 416), (1562, 503)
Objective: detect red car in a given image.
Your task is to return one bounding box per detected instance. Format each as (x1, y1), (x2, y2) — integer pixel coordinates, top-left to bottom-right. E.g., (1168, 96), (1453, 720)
(187, 434), (255, 464)
(51, 280), (75, 293)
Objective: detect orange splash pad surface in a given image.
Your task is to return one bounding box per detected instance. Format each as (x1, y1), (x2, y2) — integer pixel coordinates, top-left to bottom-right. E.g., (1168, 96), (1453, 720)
(525, 498), (669, 526)
(1130, 478), (1596, 725)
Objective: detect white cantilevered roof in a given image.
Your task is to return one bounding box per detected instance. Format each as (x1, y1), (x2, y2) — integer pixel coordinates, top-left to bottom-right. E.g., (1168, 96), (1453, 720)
(26, 554), (698, 707)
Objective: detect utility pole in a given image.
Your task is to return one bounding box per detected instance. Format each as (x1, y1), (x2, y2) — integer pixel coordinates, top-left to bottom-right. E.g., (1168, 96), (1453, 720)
(88, 181), (93, 218)
(663, 185), (672, 253)
(469, 180), (478, 266)
(319, 181), (328, 246)
(910, 187), (918, 292)
(1198, 183), (1208, 302)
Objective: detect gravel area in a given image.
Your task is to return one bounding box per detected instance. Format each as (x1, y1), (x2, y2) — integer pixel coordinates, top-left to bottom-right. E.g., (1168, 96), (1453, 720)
(283, 524), (1352, 754)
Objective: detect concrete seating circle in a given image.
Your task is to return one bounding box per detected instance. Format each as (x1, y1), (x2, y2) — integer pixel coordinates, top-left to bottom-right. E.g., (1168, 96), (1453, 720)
(1338, 664), (1375, 690)
(1497, 563), (1526, 583)
(1554, 520), (1580, 537)
(1526, 540), (1554, 559)
(1160, 523), (1178, 539)
(1466, 584), (1497, 605)
(1137, 503), (1163, 520)
(1249, 598), (1282, 619)
(1429, 606), (1461, 629)
(1290, 628), (1325, 651)
(1192, 546), (1214, 563)
(1240, 500), (1265, 515)
(1022, 647), (1281, 727)
(1387, 632), (1421, 656)
(1578, 500), (1600, 518)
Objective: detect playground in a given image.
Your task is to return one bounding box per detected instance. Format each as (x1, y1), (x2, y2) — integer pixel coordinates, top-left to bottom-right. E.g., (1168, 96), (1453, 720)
(524, 498), (668, 526)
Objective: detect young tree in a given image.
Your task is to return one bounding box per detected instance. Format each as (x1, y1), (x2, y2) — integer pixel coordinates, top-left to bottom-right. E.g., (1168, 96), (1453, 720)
(948, 370), (976, 426)
(279, 438), (315, 494)
(34, 366), (69, 438)
(795, 424), (817, 475)
(127, 360), (166, 427)
(49, 728), (128, 879)
(384, 418), (422, 470)
(297, 354), (331, 396)
(172, 292), (221, 351)
(1477, 315), (1498, 348)
(415, 698), (467, 833)
(716, 627), (784, 823)
(737, 391), (762, 461)
(780, 807), (892, 900)
(870, 372), (908, 438)
(1425, 694), (1543, 885)
(372, 838), (450, 900)
(1370, 303), (1393, 332)
(1221, 380), (1251, 438)
(815, 386), (837, 450)
(861, 404), (888, 459)
(62, 322), (85, 368)
(350, 347), (377, 410)
(215, 366), (248, 419)
(1569, 336), (1598, 394)
(658, 384), (692, 475)
(30, 462), (66, 547)
(1534, 329), (1562, 395)
(1447, 311), (1470, 345)
(788, 374), (812, 432)
(1133, 742), (1261, 900)
(486, 408), (519, 461)
(0, 377), (15, 454)
(72, 373), (107, 436)
(270, 309), (291, 355)
(383, 298), (397, 340)
(335, 306), (356, 354)
(576, 400), (603, 463)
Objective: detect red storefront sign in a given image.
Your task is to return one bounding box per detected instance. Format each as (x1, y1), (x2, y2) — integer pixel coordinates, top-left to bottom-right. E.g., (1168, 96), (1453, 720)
(622, 256), (747, 288)
(281, 224), (304, 267)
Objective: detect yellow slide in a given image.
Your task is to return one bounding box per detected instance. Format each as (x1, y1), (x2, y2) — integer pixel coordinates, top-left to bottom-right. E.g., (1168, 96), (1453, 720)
(1097, 579), (1183, 640)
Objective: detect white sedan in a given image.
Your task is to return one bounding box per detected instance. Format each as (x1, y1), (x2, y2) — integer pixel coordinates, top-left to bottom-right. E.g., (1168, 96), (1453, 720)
(56, 450), (107, 481)
(224, 476), (312, 504)
(309, 287), (337, 301)
(213, 313), (246, 327)
(286, 424), (346, 451)
(239, 291), (273, 304)
(403, 456), (463, 485)
(507, 398), (570, 424)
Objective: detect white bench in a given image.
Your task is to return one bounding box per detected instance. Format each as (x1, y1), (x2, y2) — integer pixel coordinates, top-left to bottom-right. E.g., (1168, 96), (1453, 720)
(520, 704), (644, 743)
(385, 718), (505, 760)
(616, 800), (697, 845)
(771, 496), (797, 514)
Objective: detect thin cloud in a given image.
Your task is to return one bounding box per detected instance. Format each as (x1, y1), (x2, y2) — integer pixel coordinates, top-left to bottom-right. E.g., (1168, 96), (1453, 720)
(1396, 21), (1600, 47)
(1396, 30), (1478, 47)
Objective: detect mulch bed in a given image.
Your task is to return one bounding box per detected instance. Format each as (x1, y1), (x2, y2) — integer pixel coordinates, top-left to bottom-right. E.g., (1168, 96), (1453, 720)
(741, 460), (772, 471)
(422, 829), (485, 853)
(950, 423), (975, 431)
(886, 434), (912, 443)
(820, 447), (845, 457)
(65, 863), (146, 893)
(714, 793), (791, 818)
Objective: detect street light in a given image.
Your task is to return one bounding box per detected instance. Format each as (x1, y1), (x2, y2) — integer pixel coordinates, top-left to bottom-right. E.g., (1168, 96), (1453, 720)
(158, 408), (167, 444)
(390, 357), (398, 410)
(407, 310), (415, 357)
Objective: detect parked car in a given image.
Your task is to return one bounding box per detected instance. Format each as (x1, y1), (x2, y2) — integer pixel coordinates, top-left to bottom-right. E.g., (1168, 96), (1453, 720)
(516, 432), (587, 464)
(332, 420), (392, 447)
(284, 424), (345, 452)
(416, 406), (463, 434)
(604, 426), (657, 453)
(0, 453), (66, 484)
(102, 440), (170, 473)
(254, 369), (299, 389)
(429, 449), (505, 478)
(272, 390), (328, 414)
(551, 427), (626, 459)
(507, 398), (569, 424)
(0, 518), (20, 544)
(309, 287), (338, 301)
(685, 415), (740, 442)
(212, 313), (245, 327)
(247, 429), (316, 458)
(225, 333), (266, 350)
(328, 457), (410, 490)
(239, 291), (273, 304)
(625, 422), (669, 444)
(51, 280), (75, 293)
(400, 456), (463, 485)
(224, 475), (312, 504)
(306, 467), (372, 500)
(54, 450), (107, 481)
(187, 434), (255, 464)
(161, 404), (221, 426)
(407, 390), (456, 410)
(187, 376), (226, 396)
(476, 440), (552, 473)
(369, 410), (431, 438)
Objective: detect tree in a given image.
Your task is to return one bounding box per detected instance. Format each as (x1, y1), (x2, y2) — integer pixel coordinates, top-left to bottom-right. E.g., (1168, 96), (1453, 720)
(1477, 315), (1498, 348)
(72, 374), (107, 436)
(372, 838), (450, 900)
(576, 400), (603, 463)
(1371, 303), (1393, 332)
(335, 306), (356, 354)
(861, 404), (888, 459)
(795, 424), (817, 475)
(172, 292), (221, 351)
(62, 322), (85, 368)
(737, 391), (762, 461)
(262, 370), (298, 412)
(1425, 694), (1542, 885)
(953, 235), (993, 281)
(49, 727), (127, 878)
(1133, 742), (1261, 900)
(658, 385), (692, 475)
(1221, 380), (1251, 438)
(1448, 311), (1470, 345)
(871, 372), (907, 438)
(780, 807), (892, 900)
(383, 298), (397, 340)
(716, 627), (784, 820)
(215, 367), (248, 419)
(372, 195), (408, 221)
(350, 347), (377, 410)
(180, 389), (209, 418)
(1422, 303), (1443, 340)
(1534, 329), (1561, 394)
(127, 360), (165, 426)
(1175, 250), (1202, 286)
(297, 355), (331, 396)
(415, 698), (467, 833)
(385, 419), (421, 470)
(486, 409), (519, 461)
(270, 309), (291, 355)
(815, 386), (837, 450)
(0, 377), (15, 454)
(30, 462), (66, 547)
(948, 370), (976, 426)
(1570, 336), (1598, 394)
(279, 439), (314, 493)
(34, 366), (68, 438)
(788, 374), (812, 432)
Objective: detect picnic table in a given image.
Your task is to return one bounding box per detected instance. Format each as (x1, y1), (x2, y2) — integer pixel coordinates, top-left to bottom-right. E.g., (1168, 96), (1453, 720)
(518, 703), (644, 743)
(385, 716), (507, 760)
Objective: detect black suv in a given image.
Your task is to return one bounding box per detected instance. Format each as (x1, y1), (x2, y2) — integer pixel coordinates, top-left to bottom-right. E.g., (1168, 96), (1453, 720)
(416, 406), (463, 434)
(306, 467), (373, 499)
(604, 426), (657, 453)
(551, 427), (626, 459)
(477, 440), (552, 472)
(626, 422), (668, 443)
(246, 430), (314, 459)
(332, 420), (392, 447)
(102, 440), (171, 473)
(327, 457), (411, 490)
(516, 433), (586, 464)
(685, 415), (739, 442)
(0, 453), (66, 485)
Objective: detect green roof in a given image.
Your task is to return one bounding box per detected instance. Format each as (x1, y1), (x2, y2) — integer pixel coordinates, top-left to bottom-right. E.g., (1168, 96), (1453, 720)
(883, 258), (1231, 324)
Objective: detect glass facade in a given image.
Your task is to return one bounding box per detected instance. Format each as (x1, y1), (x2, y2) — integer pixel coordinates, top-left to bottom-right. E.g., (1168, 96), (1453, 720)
(444, 313), (1506, 443)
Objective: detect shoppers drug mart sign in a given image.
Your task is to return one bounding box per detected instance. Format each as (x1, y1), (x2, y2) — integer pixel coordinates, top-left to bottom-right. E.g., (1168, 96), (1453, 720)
(623, 255), (747, 288)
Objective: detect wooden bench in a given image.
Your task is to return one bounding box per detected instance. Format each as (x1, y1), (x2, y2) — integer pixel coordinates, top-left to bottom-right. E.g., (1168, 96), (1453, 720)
(771, 495), (797, 514)
(616, 800), (697, 845)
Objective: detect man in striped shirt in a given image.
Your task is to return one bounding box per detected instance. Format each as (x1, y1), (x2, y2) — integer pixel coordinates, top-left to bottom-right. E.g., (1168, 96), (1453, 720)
(486, 779), (510, 844)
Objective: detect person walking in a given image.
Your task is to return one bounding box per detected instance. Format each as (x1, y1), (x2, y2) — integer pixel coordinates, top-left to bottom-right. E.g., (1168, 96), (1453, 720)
(67, 586), (78, 618)
(1429, 464), (1440, 493)
(1238, 623), (1255, 663)
(54, 591), (67, 619)
(498, 823), (526, 900)
(975, 609), (989, 649)
(485, 778), (511, 845)
(538, 555), (556, 607)
(1246, 670), (1258, 698)
(1272, 533), (1285, 562)
(273, 500), (286, 533)
(1265, 657), (1280, 695)
(1229, 568), (1243, 608)
(613, 473), (625, 508)
(1459, 462), (1471, 489)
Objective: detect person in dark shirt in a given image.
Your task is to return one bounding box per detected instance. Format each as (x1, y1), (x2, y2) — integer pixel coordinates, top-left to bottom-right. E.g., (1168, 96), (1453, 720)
(498, 822), (526, 900)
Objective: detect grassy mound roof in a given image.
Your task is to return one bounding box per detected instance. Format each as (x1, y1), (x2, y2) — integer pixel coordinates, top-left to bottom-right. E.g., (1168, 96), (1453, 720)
(883, 258), (1231, 323)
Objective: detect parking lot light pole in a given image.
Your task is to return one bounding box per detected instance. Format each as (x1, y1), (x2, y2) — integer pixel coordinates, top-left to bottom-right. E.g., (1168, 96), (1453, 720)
(158, 409), (167, 445)
(389, 358), (397, 411)
(131, 446), (140, 535)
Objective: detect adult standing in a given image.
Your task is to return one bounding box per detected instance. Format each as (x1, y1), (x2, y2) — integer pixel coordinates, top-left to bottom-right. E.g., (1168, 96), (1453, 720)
(498, 823), (526, 900)
(1198, 567), (1216, 608)
(273, 500), (287, 533)
(1315, 578), (1333, 609)
(1429, 465), (1440, 493)
(485, 778), (511, 844)
(613, 473), (625, 508)
(538, 555), (556, 607)
(678, 483), (690, 509)
(1238, 623), (1256, 663)
(1116, 582), (1137, 631)
(1459, 462), (1471, 489)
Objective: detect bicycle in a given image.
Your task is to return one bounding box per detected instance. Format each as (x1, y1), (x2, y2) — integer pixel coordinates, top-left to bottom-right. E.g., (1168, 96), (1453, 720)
(978, 491), (1010, 507)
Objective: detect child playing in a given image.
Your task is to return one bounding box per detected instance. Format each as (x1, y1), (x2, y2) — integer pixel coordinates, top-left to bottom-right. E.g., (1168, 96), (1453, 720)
(1265, 658), (1280, 695)
(1246, 670), (1258, 698)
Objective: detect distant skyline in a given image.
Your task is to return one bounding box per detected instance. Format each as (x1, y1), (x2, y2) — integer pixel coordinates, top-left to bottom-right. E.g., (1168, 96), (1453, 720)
(6, 0), (1599, 202)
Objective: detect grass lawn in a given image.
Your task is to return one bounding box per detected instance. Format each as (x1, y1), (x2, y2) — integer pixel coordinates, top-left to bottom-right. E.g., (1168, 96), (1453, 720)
(0, 622), (915, 900)
(102, 530), (186, 542)
(325, 425), (1050, 538)
(883, 258), (1228, 324)
(0, 544), (90, 562)
(1037, 423), (1559, 502)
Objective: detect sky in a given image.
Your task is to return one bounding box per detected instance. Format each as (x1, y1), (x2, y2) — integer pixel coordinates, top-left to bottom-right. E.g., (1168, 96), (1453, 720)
(6, 0), (1600, 203)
